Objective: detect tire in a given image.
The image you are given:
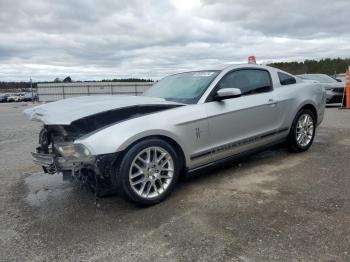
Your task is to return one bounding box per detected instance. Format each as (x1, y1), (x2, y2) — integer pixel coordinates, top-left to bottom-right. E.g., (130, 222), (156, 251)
(288, 109), (316, 152)
(116, 138), (180, 206)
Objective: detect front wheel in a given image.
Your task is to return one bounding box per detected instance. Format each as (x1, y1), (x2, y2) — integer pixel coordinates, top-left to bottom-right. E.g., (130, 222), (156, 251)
(117, 138), (180, 206)
(288, 109), (316, 152)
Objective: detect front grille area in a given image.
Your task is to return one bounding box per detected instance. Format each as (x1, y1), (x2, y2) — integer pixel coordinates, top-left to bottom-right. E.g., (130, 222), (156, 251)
(333, 87), (344, 93)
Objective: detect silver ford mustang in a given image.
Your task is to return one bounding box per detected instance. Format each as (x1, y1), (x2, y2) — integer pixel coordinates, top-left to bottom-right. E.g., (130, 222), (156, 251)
(24, 64), (326, 206)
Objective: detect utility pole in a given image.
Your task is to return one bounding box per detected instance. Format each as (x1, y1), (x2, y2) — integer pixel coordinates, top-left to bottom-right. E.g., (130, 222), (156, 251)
(30, 77), (34, 104)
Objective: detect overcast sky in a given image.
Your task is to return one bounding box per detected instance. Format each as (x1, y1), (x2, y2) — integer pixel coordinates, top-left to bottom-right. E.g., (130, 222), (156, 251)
(0, 0), (349, 81)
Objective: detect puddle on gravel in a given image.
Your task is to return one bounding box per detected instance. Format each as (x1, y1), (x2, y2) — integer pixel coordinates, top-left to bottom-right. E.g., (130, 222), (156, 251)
(338, 138), (350, 146)
(24, 172), (74, 207)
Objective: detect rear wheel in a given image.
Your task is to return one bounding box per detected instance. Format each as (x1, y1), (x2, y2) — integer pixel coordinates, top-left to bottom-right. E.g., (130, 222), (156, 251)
(117, 138), (180, 206)
(288, 109), (316, 152)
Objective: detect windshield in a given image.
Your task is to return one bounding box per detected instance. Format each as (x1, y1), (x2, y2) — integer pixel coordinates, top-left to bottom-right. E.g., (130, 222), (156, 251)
(143, 71), (220, 104)
(298, 74), (337, 83)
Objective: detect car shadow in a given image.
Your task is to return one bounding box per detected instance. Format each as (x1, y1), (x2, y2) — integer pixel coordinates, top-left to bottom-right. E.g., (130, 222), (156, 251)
(22, 144), (291, 214)
(183, 145), (290, 185)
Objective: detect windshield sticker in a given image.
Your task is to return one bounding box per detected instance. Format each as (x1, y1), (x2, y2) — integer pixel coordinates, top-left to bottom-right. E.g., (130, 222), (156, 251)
(193, 72), (215, 77)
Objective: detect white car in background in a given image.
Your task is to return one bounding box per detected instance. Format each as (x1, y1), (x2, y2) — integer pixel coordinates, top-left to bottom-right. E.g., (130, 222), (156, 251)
(7, 93), (23, 102)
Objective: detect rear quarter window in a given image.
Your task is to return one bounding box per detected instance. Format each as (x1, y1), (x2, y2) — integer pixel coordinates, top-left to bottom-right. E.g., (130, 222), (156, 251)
(278, 72), (296, 85)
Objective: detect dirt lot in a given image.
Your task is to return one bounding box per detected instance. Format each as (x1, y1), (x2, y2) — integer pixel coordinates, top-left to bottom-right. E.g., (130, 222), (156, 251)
(0, 102), (350, 261)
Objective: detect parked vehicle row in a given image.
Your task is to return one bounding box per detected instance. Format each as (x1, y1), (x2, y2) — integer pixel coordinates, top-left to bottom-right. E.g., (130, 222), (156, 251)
(0, 92), (37, 103)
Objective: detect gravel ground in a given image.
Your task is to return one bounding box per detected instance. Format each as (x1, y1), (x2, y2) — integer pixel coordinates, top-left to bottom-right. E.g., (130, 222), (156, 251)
(0, 102), (350, 261)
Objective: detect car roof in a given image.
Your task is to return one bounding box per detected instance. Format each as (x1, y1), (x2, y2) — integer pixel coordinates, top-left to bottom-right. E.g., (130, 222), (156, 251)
(182, 63), (284, 74)
(165, 64), (294, 79)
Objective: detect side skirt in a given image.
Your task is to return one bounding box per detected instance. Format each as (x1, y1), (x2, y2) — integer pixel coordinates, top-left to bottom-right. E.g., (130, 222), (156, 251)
(186, 138), (286, 176)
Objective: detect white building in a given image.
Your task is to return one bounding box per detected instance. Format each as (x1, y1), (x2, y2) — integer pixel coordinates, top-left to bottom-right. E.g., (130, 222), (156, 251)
(37, 82), (153, 102)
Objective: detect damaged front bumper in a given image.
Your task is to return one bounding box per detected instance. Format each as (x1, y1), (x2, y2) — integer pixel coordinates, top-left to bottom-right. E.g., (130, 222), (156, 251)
(31, 150), (120, 196)
(30, 126), (121, 196)
(31, 151), (96, 175)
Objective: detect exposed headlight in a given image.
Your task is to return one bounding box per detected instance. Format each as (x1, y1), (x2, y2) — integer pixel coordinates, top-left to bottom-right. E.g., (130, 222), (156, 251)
(57, 144), (91, 158)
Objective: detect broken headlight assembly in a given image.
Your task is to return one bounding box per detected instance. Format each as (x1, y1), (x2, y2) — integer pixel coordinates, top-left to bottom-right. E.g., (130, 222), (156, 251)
(57, 144), (91, 158)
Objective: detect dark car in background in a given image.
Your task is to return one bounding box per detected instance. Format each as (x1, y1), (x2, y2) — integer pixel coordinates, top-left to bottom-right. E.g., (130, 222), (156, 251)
(297, 74), (344, 104)
(0, 93), (10, 103)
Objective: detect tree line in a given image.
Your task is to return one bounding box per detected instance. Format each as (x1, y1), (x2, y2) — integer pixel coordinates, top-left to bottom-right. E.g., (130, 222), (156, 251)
(0, 81), (34, 92)
(51, 76), (153, 83)
(268, 58), (350, 75)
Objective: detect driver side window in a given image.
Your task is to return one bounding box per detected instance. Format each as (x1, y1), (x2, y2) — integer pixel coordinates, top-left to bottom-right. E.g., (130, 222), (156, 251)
(218, 69), (272, 95)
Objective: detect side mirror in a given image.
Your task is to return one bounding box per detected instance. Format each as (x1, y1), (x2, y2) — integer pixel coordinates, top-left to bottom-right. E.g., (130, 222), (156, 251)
(214, 88), (242, 101)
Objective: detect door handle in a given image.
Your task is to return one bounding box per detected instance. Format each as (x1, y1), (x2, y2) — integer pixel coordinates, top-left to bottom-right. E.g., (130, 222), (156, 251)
(268, 99), (277, 106)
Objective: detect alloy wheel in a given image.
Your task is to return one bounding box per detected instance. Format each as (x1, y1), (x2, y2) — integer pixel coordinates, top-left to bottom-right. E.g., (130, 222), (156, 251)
(296, 113), (314, 147)
(129, 146), (174, 199)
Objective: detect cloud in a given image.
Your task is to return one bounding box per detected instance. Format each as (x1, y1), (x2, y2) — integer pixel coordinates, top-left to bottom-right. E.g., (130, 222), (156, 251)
(199, 0), (350, 38)
(0, 0), (349, 81)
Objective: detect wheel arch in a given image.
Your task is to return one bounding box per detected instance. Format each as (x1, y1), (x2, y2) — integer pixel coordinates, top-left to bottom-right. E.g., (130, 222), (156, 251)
(298, 103), (318, 123)
(287, 103), (317, 152)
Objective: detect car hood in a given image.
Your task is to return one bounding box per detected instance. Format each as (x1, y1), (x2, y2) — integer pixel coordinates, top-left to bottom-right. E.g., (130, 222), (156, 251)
(323, 82), (344, 89)
(23, 95), (183, 125)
